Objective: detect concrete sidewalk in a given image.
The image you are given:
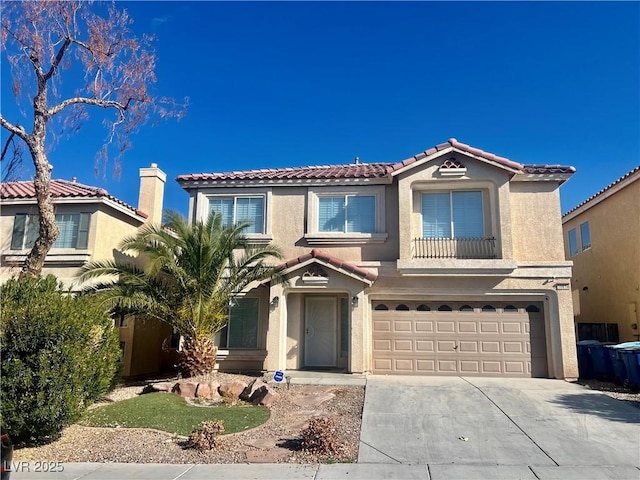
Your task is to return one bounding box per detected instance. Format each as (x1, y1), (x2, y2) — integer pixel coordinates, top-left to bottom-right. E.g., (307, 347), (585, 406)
(10, 462), (640, 479)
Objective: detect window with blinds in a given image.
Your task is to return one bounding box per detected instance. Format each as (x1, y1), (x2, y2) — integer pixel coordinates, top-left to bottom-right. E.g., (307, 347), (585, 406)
(227, 297), (259, 349)
(209, 196), (265, 234)
(319, 195), (375, 233)
(421, 191), (483, 238)
(11, 213), (90, 250)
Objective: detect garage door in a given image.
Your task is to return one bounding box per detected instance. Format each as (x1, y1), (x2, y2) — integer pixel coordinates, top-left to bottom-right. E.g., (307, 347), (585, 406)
(372, 301), (547, 377)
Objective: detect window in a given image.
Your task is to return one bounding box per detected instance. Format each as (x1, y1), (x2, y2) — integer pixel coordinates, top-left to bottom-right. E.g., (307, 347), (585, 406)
(319, 195), (375, 233)
(580, 222), (591, 250)
(209, 196), (265, 234)
(460, 305), (474, 312)
(374, 304), (389, 311)
(217, 298), (259, 349)
(422, 191), (483, 238)
(305, 186), (387, 245)
(417, 304), (430, 311)
(438, 304), (453, 311)
(395, 304), (409, 311)
(568, 228), (578, 257)
(11, 213), (90, 250)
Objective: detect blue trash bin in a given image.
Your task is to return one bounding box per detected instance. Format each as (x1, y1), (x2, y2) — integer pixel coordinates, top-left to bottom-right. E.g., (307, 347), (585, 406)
(618, 347), (640, 391)
(607, 342), (640, 385)
(589, 342), (616, 380)
(576, 340), (600, 380)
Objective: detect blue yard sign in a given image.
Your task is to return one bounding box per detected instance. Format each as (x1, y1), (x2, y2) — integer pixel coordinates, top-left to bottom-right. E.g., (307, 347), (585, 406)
(273, 370), (285, 383)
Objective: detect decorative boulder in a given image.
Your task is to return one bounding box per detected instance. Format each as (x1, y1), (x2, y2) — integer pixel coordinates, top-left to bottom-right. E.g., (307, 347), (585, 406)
(240, 378), (268, 402)
(250, 385), (280, 407)
(196, 382), (221, 400)
(172, 381), (198, 398)
(219, 380), (246, 398)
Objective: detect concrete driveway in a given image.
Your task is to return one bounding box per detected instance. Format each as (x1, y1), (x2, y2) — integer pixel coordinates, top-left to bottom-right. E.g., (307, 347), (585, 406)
(359, 376), (640, 478)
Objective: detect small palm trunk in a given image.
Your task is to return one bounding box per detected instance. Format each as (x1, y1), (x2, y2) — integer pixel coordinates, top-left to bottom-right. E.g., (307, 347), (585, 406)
(179, 336), (218, 377)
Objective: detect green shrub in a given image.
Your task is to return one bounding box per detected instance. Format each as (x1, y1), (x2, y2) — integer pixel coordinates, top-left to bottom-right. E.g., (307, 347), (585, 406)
(0, 275), (120, 445)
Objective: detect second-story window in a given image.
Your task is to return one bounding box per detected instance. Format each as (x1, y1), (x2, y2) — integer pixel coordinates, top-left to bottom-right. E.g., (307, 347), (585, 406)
(580, 221), (591, 250)
(568, 228), (578, 257)
(319, 195), (375, 233)
(11, 213), (90, 250)
(209, 196), (265, 234)
(422, 191), (483, 238)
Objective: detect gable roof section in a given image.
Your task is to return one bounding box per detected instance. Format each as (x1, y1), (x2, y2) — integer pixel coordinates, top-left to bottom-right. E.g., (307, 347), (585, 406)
(562, 165), (640, 222)
(389, 138), (525, 175)
(177, 138), (575, 187)
(0, 179), (147, 219)
(277, 249), (377, 285)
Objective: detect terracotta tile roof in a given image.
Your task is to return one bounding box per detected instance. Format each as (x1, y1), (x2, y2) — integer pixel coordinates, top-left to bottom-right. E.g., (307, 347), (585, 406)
(0, 179), (147, 218)
(277, 249), (378, 282)
(523, 165), (577, 174)
(177, 138), (575, 183)
(177, 163), (393, 182)
(563, 165), (640, 217)
(391, 138), (526, 172)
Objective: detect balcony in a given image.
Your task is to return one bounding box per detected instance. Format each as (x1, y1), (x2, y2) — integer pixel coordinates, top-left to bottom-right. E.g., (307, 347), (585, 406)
(397, 237), (516, 276)
(412, 237), (497, 259)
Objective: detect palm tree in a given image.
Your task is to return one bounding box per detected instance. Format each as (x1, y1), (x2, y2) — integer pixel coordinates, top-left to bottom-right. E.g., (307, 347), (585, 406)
(79, 210), (285, 377)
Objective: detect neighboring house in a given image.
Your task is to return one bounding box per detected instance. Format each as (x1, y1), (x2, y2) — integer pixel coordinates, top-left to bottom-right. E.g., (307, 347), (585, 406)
(562, 166), (640, 343)
(177, 138), (579, 379)
(0, 163), (175, 378)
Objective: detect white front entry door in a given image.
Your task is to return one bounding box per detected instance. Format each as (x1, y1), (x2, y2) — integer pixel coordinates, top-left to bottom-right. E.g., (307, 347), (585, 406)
(305, 297), (337, 367)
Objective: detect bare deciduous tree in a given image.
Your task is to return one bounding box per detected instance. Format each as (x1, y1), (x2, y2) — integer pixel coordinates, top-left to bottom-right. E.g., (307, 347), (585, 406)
(0, 0), (187, 277)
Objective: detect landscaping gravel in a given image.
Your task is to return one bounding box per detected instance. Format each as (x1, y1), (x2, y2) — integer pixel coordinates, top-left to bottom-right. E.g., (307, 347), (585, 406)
(577, 379), (640, 409)
(14, 373), (364, 464)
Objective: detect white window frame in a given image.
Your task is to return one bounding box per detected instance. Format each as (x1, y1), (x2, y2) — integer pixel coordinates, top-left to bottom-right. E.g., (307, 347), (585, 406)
(579, 221), (591, 250)
(209, 196), (265, 233)
(196, 188), (272, 244)
(11, 212), (90, 250)
(305, 185), (387, 245)
(421, 190), (485, 239)
(568, 228), (578, 257)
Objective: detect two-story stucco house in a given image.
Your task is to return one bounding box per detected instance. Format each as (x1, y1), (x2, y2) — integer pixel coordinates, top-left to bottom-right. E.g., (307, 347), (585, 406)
(562, 166), (640, 344)
(178, 138), (579, 379)
(0, 163), (176, 378)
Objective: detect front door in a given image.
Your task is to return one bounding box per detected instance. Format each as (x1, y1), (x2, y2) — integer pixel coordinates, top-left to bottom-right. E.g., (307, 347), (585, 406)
(305, 297), (337, 367)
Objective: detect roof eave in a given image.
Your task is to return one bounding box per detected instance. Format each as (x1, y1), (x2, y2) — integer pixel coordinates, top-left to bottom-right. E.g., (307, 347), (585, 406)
(0, 196), (147, 223)
(562, 167), (640, 222)
(512, 171), (575, 185)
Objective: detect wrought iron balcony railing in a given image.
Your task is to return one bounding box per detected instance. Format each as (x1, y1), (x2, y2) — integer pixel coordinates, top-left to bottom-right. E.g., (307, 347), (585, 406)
(413, 237), (497, 259)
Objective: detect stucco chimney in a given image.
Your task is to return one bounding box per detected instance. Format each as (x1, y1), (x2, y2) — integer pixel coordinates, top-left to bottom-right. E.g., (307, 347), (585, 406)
(138, 163), (166, 224)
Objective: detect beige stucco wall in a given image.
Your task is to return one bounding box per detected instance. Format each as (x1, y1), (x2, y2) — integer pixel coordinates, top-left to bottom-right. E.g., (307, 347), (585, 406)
(0, 202), (143, 289)
(264, 268), (368, 373)
(396, 154), (514, 261)
(364, 265), (577, 379)
(563, 178), (640, 341)
(189, 183), (400, 264)
(510, 182), (566, 261)
(186, 153), (577, 379)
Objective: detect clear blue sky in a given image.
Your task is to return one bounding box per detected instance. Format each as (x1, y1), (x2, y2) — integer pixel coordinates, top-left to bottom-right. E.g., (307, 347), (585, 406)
(2, 1), (639, 216)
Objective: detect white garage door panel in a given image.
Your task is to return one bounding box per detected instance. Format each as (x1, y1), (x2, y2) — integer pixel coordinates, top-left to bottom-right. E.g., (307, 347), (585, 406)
(372, 303), (547, 377)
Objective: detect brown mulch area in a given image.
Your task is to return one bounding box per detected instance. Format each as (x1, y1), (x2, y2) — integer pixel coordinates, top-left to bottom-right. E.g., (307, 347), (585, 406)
(14, 372), (364, 464)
